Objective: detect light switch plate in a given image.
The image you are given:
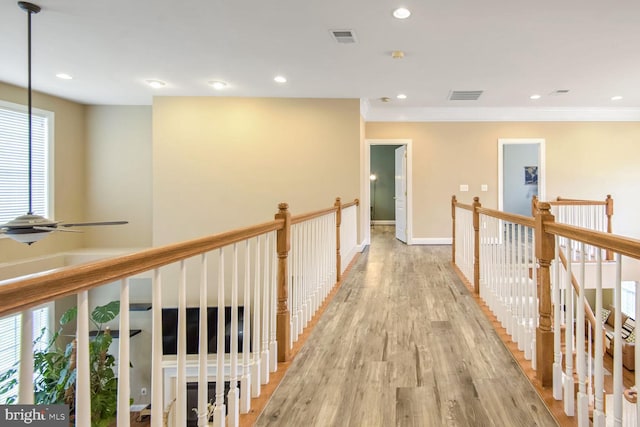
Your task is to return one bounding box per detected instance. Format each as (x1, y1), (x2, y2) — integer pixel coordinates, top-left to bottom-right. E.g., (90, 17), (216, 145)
(481, 184), (488, 192)
(460, 184), (469, 192)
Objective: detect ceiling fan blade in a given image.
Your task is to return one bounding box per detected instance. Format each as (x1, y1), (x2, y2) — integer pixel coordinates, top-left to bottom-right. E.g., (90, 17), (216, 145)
(60, 221), (128, 227)
(33, 226), (81, 233)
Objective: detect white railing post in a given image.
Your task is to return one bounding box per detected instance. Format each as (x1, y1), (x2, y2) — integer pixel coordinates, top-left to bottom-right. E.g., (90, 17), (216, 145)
(198, 254), (209, 427)
(18, 309), (33, 404)
(151, 269), (163, 427)
(564, 240), (575, 416)
(213, 249), (226, 427)
(593, 250), (605, 426)
(240, 240), (252, 414)
(228, 245), (240, 427)
(613, 254), (623, 427)
(176, 261), (187, 427)
(576, 244), (587, 426)
(117, 279), (131, 427)
(76, 290), (91, 427)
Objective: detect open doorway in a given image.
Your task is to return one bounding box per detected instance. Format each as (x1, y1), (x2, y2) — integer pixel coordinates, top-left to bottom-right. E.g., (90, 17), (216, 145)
(364, 139), (413, 245)
(498, 138), (546, 215)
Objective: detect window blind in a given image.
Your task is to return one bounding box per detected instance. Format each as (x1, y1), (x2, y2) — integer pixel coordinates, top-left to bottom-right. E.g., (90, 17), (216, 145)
(0, 105), (49, 224)
(0, 306), (50, 404)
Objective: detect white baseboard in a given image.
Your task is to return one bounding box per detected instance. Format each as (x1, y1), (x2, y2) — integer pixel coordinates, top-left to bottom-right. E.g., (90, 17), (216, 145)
(410, 237), (453, 245)
(371, 220), (395, 225)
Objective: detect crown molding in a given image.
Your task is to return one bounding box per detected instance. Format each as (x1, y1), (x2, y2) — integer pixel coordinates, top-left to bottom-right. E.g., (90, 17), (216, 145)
(361, 104), (640, 122)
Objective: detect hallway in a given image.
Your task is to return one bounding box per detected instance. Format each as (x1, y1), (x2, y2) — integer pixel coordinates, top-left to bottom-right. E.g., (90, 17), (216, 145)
(256, 226), (558, 426)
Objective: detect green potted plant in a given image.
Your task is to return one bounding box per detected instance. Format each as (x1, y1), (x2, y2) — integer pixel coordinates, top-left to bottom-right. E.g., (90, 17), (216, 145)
(0, 301), (122, 426)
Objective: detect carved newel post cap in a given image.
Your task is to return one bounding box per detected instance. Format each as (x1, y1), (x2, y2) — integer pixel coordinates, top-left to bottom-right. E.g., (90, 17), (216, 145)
(355, 198), (360, 206)
(473, 196), (480, 202)
(335, 197), (341, 205)
(452, 195), (457, 201)
(278, 202), (289, 212)
(538, 201), (551, 212)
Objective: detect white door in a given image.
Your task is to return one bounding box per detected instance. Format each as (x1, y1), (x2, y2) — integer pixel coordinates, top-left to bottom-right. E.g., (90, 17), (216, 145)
(395, 146), (407, 243)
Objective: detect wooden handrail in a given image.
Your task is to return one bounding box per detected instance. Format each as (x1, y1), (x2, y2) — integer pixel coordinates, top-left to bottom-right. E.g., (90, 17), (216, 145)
(0, 219), (285, 318)
(551, 199), (607, 206)
(544, 222), (640, 261)
(291, 207), (337, 225)
(476, 207), (536, 228)
(454, 202), (474, 211)
(341, 199), (359, 209)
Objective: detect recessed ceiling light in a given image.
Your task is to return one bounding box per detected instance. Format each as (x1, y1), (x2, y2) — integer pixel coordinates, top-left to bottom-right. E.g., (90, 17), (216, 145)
(146, 79), (166, 89)
(530, 94), (541, 100)
(397, 94), (407, 99)
(56, 73), (72, 80)
(611, 95), (623, 101)
(208, 81), (228, 90)
(393, 7), (411, 19)
(274, 75), (287, 83)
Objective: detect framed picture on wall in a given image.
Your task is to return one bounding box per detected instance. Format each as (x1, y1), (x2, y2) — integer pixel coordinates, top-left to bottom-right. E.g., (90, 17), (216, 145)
(524, 166), (538, 185)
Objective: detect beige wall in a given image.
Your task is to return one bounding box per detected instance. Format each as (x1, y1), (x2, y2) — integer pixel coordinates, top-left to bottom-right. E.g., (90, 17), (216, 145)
(0, 82), (86, 262)
(85, 106), (152, 247)
(152, 97), (360, 246)
(365, 121), (640, 241)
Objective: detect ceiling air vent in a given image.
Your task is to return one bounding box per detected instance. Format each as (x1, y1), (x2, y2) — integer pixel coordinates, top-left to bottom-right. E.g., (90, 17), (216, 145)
(449, 90), (483, 101)
(330, 29), (356, 44)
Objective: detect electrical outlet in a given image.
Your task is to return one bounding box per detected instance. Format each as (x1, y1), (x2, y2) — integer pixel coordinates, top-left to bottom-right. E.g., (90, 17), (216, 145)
(141, 387), (147, 396)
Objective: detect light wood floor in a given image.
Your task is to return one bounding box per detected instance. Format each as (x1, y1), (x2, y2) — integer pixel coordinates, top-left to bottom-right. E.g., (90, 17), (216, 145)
(256, 226), (558, 426)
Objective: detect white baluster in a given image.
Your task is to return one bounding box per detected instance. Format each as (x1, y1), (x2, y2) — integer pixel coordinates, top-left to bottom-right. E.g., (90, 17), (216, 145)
(151, 269), (163, 427)
(117, 279), (131, 427)
(198, 254), (209, 427)
(593, 250), (605, 426)
(251, 237), (261, 398)
(577, 244), (587, 426)
(18, 308), (33, 403)
(291, 226), (299, 341)
(228, 245), (240, 427)
(261, 235), (270, 385)
(213, 249), (226, 427)
(565, 240), (575, 416)
(613, 254), (622, 427)
(270, 232), (278, 373)
(76, 290), (91, 427)
(176, 261), (187, 427)
(240, 240), (252, 414)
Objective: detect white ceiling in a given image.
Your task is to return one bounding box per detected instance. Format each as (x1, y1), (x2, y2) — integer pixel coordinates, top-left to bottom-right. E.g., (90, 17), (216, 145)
(1, 0), (640, 120)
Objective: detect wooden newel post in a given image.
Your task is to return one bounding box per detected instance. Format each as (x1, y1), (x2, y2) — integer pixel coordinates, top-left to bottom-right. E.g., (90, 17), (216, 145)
(335, 197), (342, 283)
(606, 194), (614, 261)
(535, 202), (555, 387)
(472, 197), (481, 294)
(451, 195), (457, 264)
(275, 202), (292, 362)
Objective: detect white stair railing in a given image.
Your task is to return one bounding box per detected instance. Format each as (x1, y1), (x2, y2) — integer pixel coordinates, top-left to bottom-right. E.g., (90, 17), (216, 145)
(2, 198), (359, 427)
(479, 213), (537, 363)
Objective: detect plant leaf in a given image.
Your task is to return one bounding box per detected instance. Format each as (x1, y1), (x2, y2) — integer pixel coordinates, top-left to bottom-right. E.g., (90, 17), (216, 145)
(60, 307), (77, 325)
(91, 301), (120, 324)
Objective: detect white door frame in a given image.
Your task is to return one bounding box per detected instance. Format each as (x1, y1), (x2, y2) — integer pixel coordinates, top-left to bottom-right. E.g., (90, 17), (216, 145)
(364, 139), (413, 245)
(498, 138), (546, 213)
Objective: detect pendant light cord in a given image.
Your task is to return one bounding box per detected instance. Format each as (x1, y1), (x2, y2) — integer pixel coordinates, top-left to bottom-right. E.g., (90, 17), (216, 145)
(27, 6), (33, 215)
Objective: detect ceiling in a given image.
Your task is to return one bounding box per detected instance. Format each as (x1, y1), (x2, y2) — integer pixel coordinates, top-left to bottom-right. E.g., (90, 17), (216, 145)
(2, 0), (640, 120)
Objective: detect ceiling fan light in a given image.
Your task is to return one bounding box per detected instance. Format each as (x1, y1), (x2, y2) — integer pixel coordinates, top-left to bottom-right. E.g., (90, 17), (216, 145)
(6, 231), (51, 245)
